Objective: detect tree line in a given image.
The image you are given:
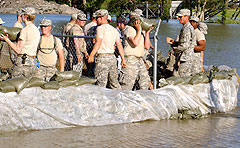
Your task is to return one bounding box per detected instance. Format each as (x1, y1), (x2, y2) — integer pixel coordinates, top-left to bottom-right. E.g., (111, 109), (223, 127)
(46, 0), (238, 24)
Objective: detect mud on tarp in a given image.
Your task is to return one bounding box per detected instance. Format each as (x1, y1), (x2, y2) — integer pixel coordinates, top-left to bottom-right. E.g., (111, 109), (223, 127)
(0, 74), (238, 132)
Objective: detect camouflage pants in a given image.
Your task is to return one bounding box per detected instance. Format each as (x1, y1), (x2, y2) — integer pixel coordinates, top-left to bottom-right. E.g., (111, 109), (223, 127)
(94, 54), (121, 89)
(192, 53), (202, 75)
(178, 60), (193, 77)
(35, 65), (57, 81)
(120, 56), (149, 90)
(12, 56), (37, 78)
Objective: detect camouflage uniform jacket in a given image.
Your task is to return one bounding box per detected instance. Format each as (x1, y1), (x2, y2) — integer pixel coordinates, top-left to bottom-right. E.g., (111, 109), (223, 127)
(173, 22), (196, 62)
(69, 24), (87, 55)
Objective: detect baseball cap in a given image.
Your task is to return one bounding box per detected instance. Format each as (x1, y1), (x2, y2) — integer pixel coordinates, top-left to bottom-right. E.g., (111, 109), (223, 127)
(190, 16), (199, 22)
(95, 9), (108, 17)
(176, 9), (190, 16)
(92, 12), (97, 18)
(39, 19), (52, 27)
(21, 7), (36, 15)
(130, 9), (143, 17)
(17, 10), (23, 16)
(77, 13), (87, 21)
(107, 15), (111, 22)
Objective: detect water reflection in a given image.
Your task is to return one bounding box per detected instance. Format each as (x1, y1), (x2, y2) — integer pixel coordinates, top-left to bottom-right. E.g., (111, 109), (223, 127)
(0, 116), (239, 147)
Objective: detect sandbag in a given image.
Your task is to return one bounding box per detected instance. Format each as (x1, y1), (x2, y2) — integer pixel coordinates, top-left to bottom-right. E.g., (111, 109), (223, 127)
(26, 77), (46, 88)
(128, 16), (157, 31)
(166, 76), (184, 85)
(59, 79), (78, 87)
(0, 72), (10, 81)
(0, 41), (13, 69)
(75, 77), (97, 86)
(0, 81), (16, 93)
(181, 76), (192, 85)
(0, 26), (21, 41)
(50, 71), (80, 82)
(6, 77), (29, 94)
(41, 81), (60, 90)
(213, 71), (230, 80)
(189, 73), (209, 85)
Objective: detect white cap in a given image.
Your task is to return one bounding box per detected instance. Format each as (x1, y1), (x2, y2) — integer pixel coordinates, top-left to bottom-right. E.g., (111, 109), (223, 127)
(107, 15), (111, 22)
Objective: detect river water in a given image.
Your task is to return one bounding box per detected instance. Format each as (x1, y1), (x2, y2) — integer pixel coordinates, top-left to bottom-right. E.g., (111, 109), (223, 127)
(0, 14), (239, 147)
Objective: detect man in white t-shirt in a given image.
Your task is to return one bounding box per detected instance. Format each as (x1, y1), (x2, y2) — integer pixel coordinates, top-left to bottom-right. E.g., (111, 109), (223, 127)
(36, 19), (65, 81)
(120, 9), (153, 90)
(88, 9), (126, 89)
(190, 16), (206, 73)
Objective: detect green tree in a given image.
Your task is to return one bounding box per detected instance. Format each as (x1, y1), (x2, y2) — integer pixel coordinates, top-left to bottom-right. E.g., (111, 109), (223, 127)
(160, 0), (171, 21)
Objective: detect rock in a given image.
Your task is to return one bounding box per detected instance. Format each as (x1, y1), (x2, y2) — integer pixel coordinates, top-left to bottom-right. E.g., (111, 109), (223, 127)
(0, 0), (82, 14)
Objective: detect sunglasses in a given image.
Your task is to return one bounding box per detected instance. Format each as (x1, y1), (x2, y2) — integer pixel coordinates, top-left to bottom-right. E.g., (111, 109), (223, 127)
(178, 16), (183, 18)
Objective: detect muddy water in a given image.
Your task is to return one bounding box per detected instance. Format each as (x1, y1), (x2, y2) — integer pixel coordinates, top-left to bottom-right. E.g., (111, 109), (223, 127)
(0, 15), (239, 147)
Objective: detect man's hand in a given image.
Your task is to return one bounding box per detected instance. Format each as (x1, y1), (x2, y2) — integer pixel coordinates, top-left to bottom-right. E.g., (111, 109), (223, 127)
(77, 54), (82, 62)
(88, 55), (94, 63)
(134, 19), (142, 32)
(146, 26), (154, 33)
(121, 59), (127, 68)
(0, 34), (8, 41)
(149, 82), (153, 90)
(166, 37), (174, 44)
(84, 52), (89, 59)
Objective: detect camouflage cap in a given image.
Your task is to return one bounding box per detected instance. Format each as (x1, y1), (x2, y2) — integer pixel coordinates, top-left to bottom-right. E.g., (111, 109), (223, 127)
(176, 9), (190, 16)
(21, 7), (36, 15)
(17, 10), (23, 16)
(0, 18), (5, 25)
(77, 13), (87, 21)
(71, 13), (78, 20)
(130, 9), (143, 17)
(40, 19), (52, 27)
(95, 9), (108, 17)
(190, 16), (199, 22)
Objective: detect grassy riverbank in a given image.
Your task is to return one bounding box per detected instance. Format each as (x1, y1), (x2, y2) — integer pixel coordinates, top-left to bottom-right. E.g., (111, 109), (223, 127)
(209, 9), (240, 24)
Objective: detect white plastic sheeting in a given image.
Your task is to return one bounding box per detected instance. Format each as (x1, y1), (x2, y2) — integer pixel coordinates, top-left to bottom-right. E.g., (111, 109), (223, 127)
(0, 76), (238, 132)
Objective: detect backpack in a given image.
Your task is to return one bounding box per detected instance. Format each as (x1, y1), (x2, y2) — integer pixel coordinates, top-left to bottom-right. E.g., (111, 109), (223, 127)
(37, 35), (57, 54)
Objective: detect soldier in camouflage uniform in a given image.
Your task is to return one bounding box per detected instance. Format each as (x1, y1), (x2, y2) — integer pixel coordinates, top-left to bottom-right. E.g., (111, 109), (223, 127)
(88, 9), (126, 89)
(120, 9), (153, 90)
(35, 19), (65, 81)
(0, 7), (40, 78)
(62, 13), (77, 70)
(68, 13), (88, 77)
(166, 9), (196, 77)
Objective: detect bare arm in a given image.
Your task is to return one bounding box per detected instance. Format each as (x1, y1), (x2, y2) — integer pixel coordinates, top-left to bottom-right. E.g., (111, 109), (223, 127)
(144, 27), (154, 50)
(58, 48), (65, 72)
(194, 40), (205, 51)
(0, 34), (24, 54)
(115, 38), (126, 68)
(88, 37), (102, 63)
